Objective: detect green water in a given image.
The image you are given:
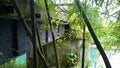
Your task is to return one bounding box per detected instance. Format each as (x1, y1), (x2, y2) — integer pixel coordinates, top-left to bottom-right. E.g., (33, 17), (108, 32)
(16, 54), (26, 64)
(90, 48), (99, 68)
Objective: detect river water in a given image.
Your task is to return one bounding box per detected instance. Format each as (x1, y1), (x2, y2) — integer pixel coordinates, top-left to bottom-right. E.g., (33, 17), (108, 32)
(90, 48), (120, 68)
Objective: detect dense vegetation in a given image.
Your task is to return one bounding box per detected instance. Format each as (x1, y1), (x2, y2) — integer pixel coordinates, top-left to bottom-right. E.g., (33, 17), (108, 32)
(1, 0), (120, 68)
(35, 0), (120, 50)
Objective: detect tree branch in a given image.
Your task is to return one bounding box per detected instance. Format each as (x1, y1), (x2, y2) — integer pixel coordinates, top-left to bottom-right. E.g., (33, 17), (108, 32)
(10, 0), (32, 38)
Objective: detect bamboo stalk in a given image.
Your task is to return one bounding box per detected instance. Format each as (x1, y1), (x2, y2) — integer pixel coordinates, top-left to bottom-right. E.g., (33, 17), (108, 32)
(75, 0), (111, 68)
(44, 0), (59, 68)
(30, 0), (38, 68)
(82, 25), (85, 68)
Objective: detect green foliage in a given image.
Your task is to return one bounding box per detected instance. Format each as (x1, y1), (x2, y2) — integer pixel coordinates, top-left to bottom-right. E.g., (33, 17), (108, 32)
(36, 0), (120, 66)
(0, 60), (27, 68)
(85, 57), (91, 68)
(56, 39), (64, 49)
(64, 1), (102, 40)
(105, 22), (120, 49)
(36, 0), (61, 29)
(35, 0), (49, 29)
(67, 52), (77, 66)
(36, 0), (120, 67)
(117, 0), (120, 5)
(65, 2), (85, 39)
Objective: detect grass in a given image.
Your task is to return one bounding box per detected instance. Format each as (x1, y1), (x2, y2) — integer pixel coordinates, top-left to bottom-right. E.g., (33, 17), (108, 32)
(0, 60), (27, 68)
